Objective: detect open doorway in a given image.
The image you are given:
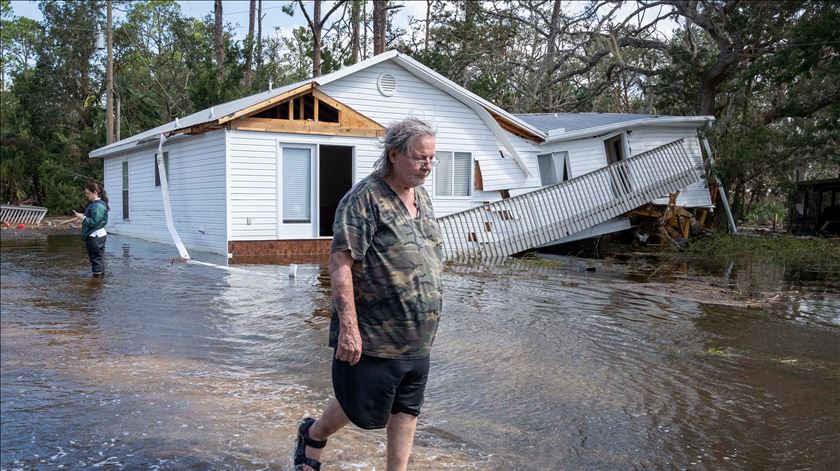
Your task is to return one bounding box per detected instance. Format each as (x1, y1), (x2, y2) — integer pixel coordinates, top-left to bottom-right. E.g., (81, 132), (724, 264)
(604, 133), (632, 196)
(604, 134), (625, 165)
(319, 145), (354, 237)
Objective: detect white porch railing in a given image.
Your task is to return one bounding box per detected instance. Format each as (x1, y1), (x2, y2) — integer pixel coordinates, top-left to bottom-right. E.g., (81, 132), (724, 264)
(1, 204), (48, 225)
(437, 139), (702, 261)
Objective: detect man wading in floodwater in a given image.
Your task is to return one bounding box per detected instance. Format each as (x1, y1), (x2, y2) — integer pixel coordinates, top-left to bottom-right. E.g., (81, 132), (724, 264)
(293, 118), (444, 471)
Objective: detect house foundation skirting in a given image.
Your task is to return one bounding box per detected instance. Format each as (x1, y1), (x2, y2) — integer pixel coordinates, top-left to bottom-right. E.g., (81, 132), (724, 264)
(228, 239), (332, 265)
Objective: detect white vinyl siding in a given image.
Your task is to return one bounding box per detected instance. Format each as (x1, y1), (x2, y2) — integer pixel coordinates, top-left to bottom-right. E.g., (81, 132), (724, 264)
(435, 151), (472, 197)
(101, 130), (228, 254)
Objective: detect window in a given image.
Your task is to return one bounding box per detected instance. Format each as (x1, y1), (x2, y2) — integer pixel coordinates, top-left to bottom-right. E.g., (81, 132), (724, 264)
(435, 151), (472, 197)
(154, 152), (169, 187)
(283, 147), (312, 223)
(121, 161), (129, 220)
(538, 151), (571, 186)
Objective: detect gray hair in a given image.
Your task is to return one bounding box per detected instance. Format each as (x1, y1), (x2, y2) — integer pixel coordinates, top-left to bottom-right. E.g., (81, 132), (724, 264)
(373, 117), (436, 177)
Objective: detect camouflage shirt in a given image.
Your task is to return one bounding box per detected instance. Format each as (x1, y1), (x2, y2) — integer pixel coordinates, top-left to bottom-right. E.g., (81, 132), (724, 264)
(329, 173), (444, 359)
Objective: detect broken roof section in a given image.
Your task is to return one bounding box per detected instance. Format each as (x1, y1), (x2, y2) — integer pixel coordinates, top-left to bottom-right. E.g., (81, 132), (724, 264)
(516, 112), (714, 143)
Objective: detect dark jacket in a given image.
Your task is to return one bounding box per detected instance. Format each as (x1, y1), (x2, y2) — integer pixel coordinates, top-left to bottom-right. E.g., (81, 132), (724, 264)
(80, 199), (108, 240)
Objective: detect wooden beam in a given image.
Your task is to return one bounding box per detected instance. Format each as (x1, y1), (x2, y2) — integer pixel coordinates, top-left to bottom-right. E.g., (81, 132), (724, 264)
(314, 97), (319, 121)
(698, 208), (708, 227)
(628, 208), (663, 218)
(486, 109), (543, 142)
(217, 83), (313, 125)
(183, 123), (222, 135)
(231, 117), (382, 137)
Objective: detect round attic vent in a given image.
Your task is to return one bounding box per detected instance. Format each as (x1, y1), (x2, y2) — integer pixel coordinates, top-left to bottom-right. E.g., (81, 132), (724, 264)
(377, 73), (397, 96)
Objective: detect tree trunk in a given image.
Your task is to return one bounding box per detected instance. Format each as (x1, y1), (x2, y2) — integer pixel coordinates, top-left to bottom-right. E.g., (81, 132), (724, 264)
(540, 0), (562, 111)
(731, 179), (746, 221)
(373, 0), (387, 55)
(363, 0), (368, 58)
(257, 0), (263, 75)
(695, 42), (739, 115)
(312, 0), (322, 77)
(465, 0), (476, 30)
(425, 0), (432, 54)
(214, 0), (224, 83)
(244, 0), (256, 89)
(351, 0), (361, 63)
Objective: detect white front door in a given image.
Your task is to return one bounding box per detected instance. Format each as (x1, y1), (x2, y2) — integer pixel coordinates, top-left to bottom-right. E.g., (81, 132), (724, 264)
(279, 144), (315, 238)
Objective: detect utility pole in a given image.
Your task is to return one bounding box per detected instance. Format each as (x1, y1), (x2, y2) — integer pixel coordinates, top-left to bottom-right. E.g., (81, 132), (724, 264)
(106, 0), (114, 145)
(116, 96), (121, 141)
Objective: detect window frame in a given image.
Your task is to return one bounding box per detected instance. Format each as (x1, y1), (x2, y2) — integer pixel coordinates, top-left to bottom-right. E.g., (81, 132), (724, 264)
(121, 161), (130, 220)
(537, 151), (572, 186)
(433, 150), (473, 199)
(281, 146), (313, 224)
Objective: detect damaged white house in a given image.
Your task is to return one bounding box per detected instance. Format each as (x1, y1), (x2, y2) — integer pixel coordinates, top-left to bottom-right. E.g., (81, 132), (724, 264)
(89, 51), (718, 262)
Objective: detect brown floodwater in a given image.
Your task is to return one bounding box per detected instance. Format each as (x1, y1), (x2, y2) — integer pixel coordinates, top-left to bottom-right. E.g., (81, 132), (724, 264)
(1, 234), (838, 470)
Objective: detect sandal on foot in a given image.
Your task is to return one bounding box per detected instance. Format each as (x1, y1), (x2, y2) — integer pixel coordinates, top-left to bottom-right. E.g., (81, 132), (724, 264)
(294, 417), (327, 471)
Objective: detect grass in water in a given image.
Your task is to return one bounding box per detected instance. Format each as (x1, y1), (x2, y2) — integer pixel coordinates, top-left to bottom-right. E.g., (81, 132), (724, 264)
(687, 234), (840, 271)
(705, 346), (731, 357)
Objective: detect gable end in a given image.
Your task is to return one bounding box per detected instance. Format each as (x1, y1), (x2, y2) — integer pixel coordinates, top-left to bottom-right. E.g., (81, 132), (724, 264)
(227, 88), (385, 138)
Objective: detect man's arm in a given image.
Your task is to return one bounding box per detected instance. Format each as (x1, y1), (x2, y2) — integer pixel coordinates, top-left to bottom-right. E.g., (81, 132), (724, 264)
(329, 250), (363, 365)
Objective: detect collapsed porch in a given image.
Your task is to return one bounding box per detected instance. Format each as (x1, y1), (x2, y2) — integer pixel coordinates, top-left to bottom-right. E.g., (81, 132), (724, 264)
(437, 139), (704, 261)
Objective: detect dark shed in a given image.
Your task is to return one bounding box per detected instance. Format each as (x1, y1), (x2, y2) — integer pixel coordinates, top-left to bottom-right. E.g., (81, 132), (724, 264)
(789, 178), (840, 235)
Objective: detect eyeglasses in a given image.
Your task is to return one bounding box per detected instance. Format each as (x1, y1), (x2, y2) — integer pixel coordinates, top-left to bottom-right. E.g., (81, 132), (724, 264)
(410, 156), (440, 168)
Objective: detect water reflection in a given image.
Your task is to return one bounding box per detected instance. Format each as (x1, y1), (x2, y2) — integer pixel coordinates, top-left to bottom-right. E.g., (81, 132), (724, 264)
(1, 235), (838, 469)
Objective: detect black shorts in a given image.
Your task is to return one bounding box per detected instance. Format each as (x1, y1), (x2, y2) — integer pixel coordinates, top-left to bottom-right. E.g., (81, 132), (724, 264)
(332, 353), (430, 430)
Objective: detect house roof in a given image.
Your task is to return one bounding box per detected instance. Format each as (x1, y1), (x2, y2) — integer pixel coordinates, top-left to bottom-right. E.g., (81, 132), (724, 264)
(516, 112), (714, 143)
(89, 51), (543, 161)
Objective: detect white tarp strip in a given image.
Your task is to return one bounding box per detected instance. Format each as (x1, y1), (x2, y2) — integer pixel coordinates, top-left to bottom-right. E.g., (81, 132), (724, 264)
(157, 134), (191, 259)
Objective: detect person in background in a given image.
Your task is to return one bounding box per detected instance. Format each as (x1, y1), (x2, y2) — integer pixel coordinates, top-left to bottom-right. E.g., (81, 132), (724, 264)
(293, 117), (444, 471)
(73, 182), (109, 277)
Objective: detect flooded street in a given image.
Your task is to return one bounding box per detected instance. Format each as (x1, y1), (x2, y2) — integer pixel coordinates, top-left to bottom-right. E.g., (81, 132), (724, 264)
(2, 234), (839, 470)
